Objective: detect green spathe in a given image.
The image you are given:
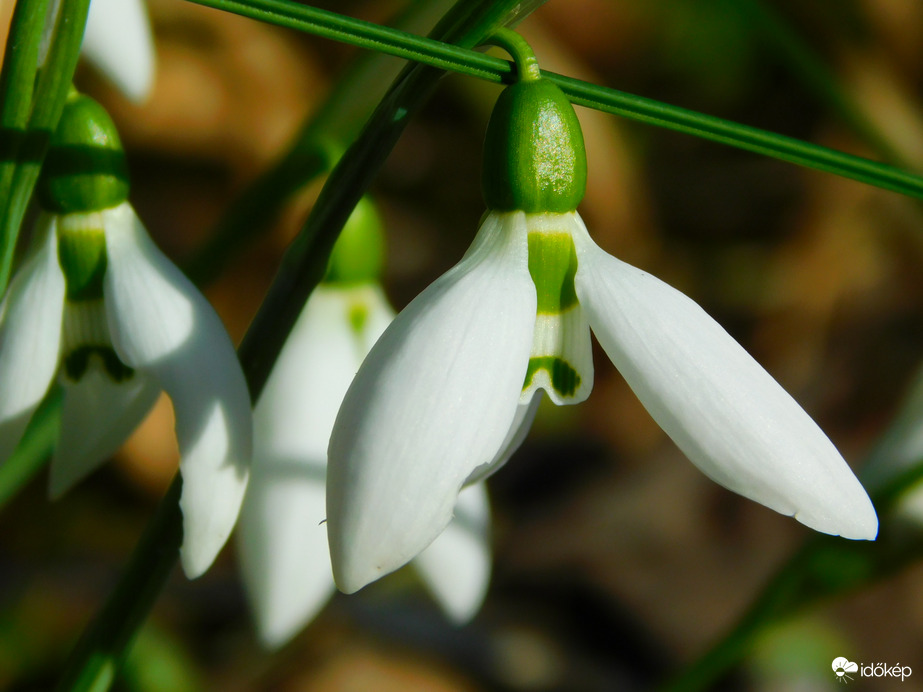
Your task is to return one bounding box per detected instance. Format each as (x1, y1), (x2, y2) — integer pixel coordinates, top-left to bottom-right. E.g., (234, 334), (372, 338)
(482, 79), (587, 213)
(38, 93), (130, 214)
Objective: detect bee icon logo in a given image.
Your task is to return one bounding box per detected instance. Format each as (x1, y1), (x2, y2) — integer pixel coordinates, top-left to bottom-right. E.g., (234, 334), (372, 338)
(833, 657), (859, 683)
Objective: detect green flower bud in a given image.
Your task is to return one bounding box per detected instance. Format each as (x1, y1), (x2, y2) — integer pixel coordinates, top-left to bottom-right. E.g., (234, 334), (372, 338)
(482, 79), (587, 213)
(38, 93), (130, 214)
(324, 196), (386, 285)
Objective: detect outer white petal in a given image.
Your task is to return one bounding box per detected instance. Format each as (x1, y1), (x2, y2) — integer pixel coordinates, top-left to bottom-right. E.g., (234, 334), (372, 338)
(50, 365), (160, 498)
(102, 203), (252, 578)
(327, 211), (537, 594)
(465, 392), (542, 486)
(238, 284), (393, 648)
(413, 483), (491, 622)
(571, 215), (877, 540)
(0, 216), (65, 463)
(82, 0), (155, 102)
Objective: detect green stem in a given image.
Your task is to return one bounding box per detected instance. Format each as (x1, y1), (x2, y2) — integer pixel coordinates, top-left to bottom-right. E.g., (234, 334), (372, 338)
(0, 0), (90, 295)
(55, 2), (542, 689)
(484, 28), (541, 82)
(55, 479), (184, 692)
(736, 0), (908, 168)
(0, 0), (51, 295)
(186, 0), (923, 200)
(184, 0), (464, 286)
(0, 388), (61, 509)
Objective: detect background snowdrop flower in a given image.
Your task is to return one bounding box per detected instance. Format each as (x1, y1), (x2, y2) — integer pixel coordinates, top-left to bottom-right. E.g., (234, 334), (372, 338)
(0, 93), (250, 578)
(326, 52), (878, 594)
(42, 0), (155, 102)
(237, 200), (492, 648)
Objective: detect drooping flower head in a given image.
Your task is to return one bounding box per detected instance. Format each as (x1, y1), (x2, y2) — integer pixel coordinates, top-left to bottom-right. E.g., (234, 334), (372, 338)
(0, 92), (251, 577)
(326, 34), (878, 594)
(237, 198), (492, 648)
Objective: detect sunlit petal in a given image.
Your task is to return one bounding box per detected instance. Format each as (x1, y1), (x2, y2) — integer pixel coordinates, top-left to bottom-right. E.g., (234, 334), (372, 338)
(414, 483), (491, 622)
(572, 216), (877, 540)
(82, 0), (155, 102)
(0, 216), (65, 462)
(103, 203), (252, 577)
(327, 211), (536, 593)
(50, 365), (159, 498)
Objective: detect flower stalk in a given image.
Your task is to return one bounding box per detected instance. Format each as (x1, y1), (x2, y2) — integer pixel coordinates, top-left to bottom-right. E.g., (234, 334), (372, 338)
(187, 0), (923, 200)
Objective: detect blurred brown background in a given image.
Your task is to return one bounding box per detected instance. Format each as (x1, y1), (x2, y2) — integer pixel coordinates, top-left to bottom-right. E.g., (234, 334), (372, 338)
(3, 0), (923, 689)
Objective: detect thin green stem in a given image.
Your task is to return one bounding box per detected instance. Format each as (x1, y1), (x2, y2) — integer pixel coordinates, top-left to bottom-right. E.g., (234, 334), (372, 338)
(0, 0), (51, 295)
(736, 0), (908, 168)
(56, 2), (542, 689)
(184, 0), (463, 286)
(55, 479), (184, 692)
(484, 28), (540, 82)
(186, 0), (923, 200)
(0, 0), (90, 295)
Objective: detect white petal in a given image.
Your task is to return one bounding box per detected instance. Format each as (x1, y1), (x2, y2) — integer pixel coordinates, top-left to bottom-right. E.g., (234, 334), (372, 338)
(571, 216), (877, 540)
(327, 211), (537, 593)
(82, 0), (155, 102)
(50, 365), (160, 498)
(237, 283), (393, 648)
(0, 216), (65, 463)
(465, 392), (542, 486)
(253, 284), (394, 462)
(102, 203), (252, 577)
(238, 465), (333, 649)
(413, 483), (491, 623)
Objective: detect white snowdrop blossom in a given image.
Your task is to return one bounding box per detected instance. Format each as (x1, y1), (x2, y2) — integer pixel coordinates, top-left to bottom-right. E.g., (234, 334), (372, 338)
(0, 94), (250, 578)
(238, 205), (492, 648)
(326, 68), (878, 594)
(43, 0), (155, 102)
(0, 204), (251, 577)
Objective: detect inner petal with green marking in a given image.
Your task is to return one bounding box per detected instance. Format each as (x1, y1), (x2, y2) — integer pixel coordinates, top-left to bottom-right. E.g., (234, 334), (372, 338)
(521, 217), (593, 406)
(57, 218), (135, 385)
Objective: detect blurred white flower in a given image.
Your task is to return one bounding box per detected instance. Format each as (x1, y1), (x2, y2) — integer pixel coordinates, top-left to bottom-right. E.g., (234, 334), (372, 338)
(0, 203), (251, 578)
(237, 282), (492, 648)
(43, 0), (155, 102)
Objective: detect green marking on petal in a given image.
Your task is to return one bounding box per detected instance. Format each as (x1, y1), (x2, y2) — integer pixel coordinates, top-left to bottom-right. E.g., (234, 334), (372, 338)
(64, 346), (134, 382)
(57, 216), (108, 301)
(523, 356), (580, 398)
(348, 303), (369, 335)
(527, 231), (578, 314)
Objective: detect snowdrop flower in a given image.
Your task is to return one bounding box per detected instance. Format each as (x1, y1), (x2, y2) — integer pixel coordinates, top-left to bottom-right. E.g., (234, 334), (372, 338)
(326, 44), (878, 594)
(0, 93), (250, 577)
(43, 0), (155, 102)
(237, 200), (492, 648)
